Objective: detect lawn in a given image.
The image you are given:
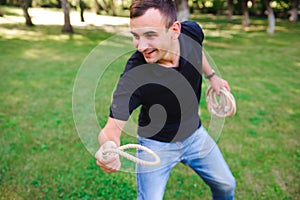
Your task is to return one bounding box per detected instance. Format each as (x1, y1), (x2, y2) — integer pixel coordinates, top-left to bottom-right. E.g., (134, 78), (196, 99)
(0, 7), (299, 199)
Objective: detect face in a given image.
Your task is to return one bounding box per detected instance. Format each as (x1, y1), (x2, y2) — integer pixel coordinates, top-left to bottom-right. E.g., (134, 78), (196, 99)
(130, 8), (180, 64)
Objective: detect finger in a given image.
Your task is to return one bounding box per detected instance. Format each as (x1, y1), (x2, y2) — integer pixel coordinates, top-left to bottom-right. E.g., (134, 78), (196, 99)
(97, 160), (118, 173)
(100, 154), (118, 164)
(106, 157), (121, 171)
(101, 164), (118, 172)
(110, 159), (121, 171)
(213, 86), (220, 96)
(96, 157), (116, 167)
(96, 159), (108, 169)
(222, 80), (231, 92)
(96, 157), (120, 172)
(100, 166), (116, 173)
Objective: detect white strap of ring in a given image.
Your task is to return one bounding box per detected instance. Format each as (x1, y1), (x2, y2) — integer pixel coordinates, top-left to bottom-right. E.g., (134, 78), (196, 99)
(102, 144), (160, 166)
(206, 85), (236, 117)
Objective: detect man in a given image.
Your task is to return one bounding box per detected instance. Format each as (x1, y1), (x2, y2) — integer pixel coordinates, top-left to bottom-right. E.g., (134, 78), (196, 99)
(95, 0), (236, 199)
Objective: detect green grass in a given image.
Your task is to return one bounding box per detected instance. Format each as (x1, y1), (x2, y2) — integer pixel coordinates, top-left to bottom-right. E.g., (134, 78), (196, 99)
(1, 8), (299, 199)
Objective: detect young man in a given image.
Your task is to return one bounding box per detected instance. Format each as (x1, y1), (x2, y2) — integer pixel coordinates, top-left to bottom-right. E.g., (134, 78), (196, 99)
(95, 0), (236, 199)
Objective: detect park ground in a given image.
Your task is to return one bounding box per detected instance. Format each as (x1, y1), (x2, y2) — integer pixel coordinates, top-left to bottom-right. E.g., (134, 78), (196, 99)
(0, 7), (299, 199)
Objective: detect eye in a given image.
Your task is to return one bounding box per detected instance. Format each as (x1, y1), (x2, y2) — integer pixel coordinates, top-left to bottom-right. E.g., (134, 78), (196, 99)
(145, 32), (157, 39)
(131, 33), (140, 40)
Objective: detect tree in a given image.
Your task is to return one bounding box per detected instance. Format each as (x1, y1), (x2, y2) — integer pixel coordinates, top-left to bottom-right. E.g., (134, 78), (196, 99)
(101, 0), (109, 13)
(227, 0), (234, 23)
(110, 0), (117, 16)
(175, 0), (189, 22)
(264, 0), (275, 33)
(94, 0), (117, 15)
(242, 0), (250, 26)
(78, 0), (87, 22)
(61, 0), (73, 33)
(289, 0), (298, 22)
(213, 0), (226, 14)
(0, 3), (3, 17)
(94, 0), (101, 14)
(20, 0), (34, 26)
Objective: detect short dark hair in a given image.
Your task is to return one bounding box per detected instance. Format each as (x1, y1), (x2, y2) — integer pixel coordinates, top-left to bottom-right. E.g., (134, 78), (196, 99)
(130, 0), (177, 28)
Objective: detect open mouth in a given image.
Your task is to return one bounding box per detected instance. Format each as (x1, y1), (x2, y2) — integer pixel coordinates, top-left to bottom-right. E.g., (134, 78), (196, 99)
(143, 49), (156, 58)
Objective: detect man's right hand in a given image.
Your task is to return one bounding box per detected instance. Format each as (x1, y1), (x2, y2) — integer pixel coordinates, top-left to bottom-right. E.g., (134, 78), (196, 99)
(95, 141), (121, 173)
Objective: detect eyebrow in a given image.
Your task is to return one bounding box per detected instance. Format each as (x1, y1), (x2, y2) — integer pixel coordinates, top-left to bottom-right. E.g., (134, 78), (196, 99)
(130, 30), (159, 37)
(130, 31), (138, 36)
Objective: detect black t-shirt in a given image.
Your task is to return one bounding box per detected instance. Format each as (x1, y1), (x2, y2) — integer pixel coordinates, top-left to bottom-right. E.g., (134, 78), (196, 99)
(110, 21), (204, 142)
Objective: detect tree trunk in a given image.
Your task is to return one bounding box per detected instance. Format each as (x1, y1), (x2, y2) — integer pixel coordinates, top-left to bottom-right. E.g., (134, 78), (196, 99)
(289, 0), (298, 22)
(94, 0), (101, 14)
(121, 0), (124, 9)
(227, 0), (234, 23)
(61, 0), (74, 33)
(80, 8), (84, 22)
(110, 0), (117, 16)
(265, 0), (275, 34)
(175, 0), (189, 22)
(100, 0), (109, 14)
(242, 0), (250, 26)
(20, 0), (34, 26)
(0, 3), (3, 17)
(79, 0), (85, 22)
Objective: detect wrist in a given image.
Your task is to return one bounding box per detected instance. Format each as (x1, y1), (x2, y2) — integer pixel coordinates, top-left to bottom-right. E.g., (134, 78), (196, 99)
(205, 70), (215, 80)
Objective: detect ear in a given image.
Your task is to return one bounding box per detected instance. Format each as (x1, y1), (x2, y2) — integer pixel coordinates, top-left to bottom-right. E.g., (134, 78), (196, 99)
(169, 21), (181, 39)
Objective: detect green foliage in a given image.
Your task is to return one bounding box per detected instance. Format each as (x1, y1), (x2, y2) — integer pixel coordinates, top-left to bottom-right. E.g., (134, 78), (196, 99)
(0, 7), (299, 199)
(190, 0), (297, 17)
(35, 0), (61, 8)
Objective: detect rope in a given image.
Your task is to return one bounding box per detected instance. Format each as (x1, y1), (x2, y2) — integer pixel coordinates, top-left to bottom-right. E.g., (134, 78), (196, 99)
(206, 85), (236, 117)
(101, 144), (161, 166)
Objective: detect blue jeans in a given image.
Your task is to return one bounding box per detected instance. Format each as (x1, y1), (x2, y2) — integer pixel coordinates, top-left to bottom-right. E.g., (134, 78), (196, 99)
(136, 126), (235, 200)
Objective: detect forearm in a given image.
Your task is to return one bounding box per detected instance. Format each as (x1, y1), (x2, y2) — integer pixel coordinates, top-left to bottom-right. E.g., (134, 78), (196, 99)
(202, 51), (214, 77)
(98, 117), (126, 146)
(96, 117), (125, 172)
(201, 51), (231, 94)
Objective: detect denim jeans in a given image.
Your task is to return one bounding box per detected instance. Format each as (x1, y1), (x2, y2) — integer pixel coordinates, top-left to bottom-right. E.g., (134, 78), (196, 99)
(136, 126), (235, 200)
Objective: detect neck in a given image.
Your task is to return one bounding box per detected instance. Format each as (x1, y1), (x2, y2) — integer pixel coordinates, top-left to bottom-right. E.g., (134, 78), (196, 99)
(157, 39), (180, 68)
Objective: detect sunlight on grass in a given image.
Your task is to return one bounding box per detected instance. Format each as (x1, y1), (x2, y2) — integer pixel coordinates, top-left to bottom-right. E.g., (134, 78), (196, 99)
(203, 29), (237, 38)
(0, 28), (43, 39)
(0, 26), (87, 41)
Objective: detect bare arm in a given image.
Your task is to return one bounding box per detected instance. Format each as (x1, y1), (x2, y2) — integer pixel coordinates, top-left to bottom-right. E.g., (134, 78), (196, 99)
(202, 51), (230, 95)
(98, 117), (126, 147)
(202, 51), (214, 78)
(96, 117), (126, 173)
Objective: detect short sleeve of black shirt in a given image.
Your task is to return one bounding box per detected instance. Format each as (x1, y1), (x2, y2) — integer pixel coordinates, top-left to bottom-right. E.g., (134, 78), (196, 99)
(181, 21), (204, 46)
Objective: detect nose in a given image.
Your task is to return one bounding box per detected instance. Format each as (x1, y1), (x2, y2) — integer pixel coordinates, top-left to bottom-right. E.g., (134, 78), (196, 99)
(137, 38), (148, 53)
